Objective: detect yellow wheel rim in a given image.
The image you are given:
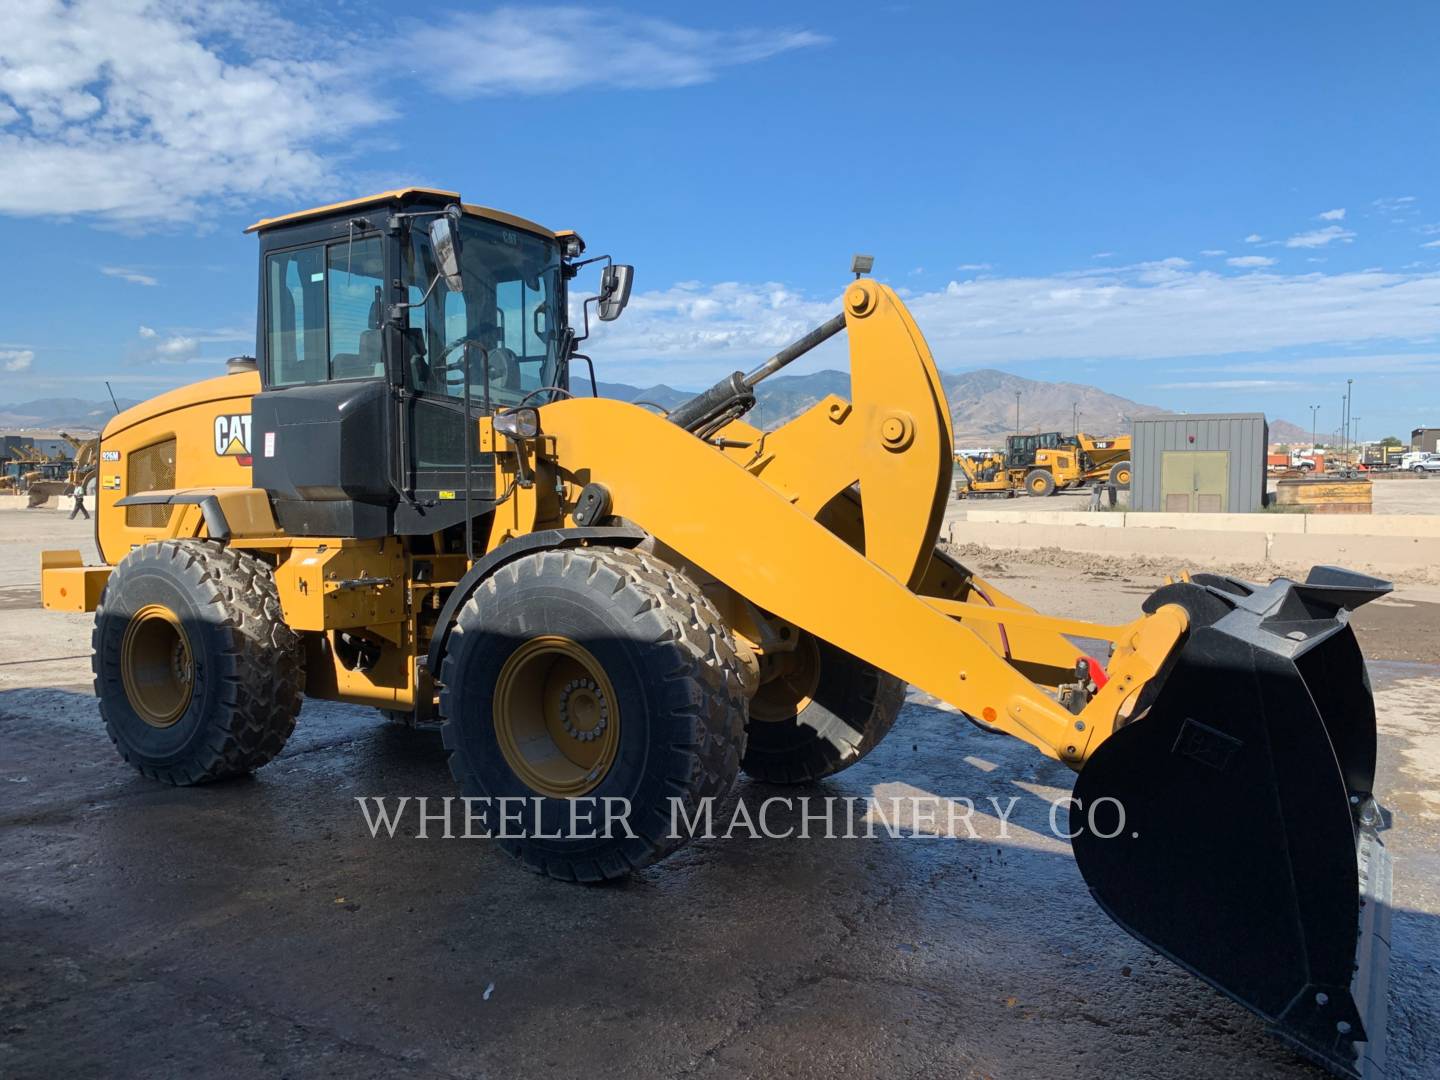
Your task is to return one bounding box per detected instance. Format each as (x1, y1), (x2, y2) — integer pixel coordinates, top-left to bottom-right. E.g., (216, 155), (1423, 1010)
(493, 636), (621, 797)
(1116, 467), (1131, 486)
(1030, 476), (1047, 494)
(120, 603), (194, 728)
(750, 633), (822, 723)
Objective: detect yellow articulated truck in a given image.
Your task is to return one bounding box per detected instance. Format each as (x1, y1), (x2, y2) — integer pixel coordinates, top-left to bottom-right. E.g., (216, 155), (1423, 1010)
(41, 188), (1389, 1077)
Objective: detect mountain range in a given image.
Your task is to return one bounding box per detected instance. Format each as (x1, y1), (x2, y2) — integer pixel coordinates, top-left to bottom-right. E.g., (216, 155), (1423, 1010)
(2, 374), (1312, 445)
(599, 367), (1171, 444)
(0, 396), (141, 432)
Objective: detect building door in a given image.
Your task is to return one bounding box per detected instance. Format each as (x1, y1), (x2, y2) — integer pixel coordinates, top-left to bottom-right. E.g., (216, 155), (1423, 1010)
(1161, 450), (1230, 512)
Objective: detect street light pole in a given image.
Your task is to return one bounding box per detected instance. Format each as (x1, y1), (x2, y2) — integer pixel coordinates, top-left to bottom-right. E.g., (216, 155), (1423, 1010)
(1015, 390), (1022, 435)
(1072, 402), (1078, 436)
(1309, 404), (1320, 449)
(1336, 380), (1347, 460)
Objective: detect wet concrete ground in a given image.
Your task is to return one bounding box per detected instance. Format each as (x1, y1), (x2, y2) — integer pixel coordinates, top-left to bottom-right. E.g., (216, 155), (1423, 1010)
(2, 511), (1438, 1079)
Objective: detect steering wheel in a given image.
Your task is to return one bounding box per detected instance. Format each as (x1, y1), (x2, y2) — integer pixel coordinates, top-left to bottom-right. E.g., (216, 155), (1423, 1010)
(436, 336), (487, 368)
(486, 346), (521, 391)
(436, 337), (522, 395)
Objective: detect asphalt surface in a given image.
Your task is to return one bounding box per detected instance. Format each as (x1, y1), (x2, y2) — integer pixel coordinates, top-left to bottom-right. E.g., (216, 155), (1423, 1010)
(2, 511), (1438, 1079)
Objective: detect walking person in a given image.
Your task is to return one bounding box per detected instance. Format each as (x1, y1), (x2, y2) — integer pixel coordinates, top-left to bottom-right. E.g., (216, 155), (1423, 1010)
(69, 487), (89, 521)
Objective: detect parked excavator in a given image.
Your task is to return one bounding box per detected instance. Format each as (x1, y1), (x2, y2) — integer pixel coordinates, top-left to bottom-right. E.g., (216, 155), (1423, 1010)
(40, 188), (1389, 1078)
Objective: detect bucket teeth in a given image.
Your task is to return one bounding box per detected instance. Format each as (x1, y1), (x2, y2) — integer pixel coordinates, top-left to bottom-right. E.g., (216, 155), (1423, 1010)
(1071, 569), (1393, 1080)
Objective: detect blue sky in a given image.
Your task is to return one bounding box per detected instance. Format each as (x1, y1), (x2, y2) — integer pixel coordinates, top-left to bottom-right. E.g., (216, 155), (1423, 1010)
(2, 0), (1438, 440)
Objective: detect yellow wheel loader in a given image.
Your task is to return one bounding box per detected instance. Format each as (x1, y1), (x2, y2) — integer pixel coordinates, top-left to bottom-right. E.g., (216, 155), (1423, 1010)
(41, 188), (1390, 1077)
(954, 433), (1069, 498)
(1015, 432), (1133, 496)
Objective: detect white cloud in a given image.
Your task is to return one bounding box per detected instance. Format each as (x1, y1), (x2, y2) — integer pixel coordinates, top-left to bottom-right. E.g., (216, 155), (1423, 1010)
(1227, 255), (1277, 268)
(155, 335), (197, 358)
(129, 324), (201, 364)
(1373, 195), (1417, 211)
(100, 265), (158, 286)
(1199, 249), (1227, 257)
(1284, 225), (1356, 248)
(1244, 234), (1263, 244)
(2, 348), (34, 372)
(957, 263), (992, 271)
(0, 3), (826, 228)
(1090, 252), (1116, 259)
(1318, 208), (1346, 221)
(585, 264), (1440, 384)
(1190, 353), (1440, 376)
(0, 0), (393, 226)
(407, 7), (826, 97)
(1423, 240), (1440, 249)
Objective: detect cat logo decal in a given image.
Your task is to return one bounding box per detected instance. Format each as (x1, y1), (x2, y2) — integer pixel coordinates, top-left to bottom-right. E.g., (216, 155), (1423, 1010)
(214, 414), (253, 463)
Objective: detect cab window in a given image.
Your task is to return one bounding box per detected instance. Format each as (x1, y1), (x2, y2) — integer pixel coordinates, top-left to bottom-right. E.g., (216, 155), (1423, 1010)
(265, 236), (386, 386)
(402, 217), (564, 408)
(266, 247), (325, 386)
(327, 237), (385, 380)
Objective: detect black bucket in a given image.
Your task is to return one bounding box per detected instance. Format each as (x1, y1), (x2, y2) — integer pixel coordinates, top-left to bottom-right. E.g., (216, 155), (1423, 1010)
(1071, 567), (1393, 1079)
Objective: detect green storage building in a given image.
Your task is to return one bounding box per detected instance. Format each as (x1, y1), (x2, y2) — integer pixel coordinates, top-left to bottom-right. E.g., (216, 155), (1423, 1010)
(1132, 413), (1268, 513)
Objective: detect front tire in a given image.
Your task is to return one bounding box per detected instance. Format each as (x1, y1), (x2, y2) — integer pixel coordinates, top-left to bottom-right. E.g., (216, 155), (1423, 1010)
(1026, 469), (1057, 497)
(1109, 460), (1132, 489)
(94, 540), (303, 785)
(741, 633), (905, 784)
(439, 546), (748, 881)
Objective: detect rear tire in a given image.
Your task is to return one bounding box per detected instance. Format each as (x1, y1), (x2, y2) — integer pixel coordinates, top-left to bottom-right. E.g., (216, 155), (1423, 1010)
(1109, 460), (1132, 490)
(94, 540), (303, 785)
(1025, 469), (1056, 497)
(741, 634), (905, 784)
(439, 546), (748, 881)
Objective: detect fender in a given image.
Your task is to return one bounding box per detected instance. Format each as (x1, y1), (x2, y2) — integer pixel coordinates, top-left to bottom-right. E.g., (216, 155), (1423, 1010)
(115, 486), (277, 541)
(424, 526), (646, 680)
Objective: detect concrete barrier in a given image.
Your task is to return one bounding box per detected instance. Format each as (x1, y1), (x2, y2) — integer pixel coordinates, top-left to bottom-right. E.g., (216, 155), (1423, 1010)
(1270, 532), (1436, 571)
(956, 506), (1440, 537)
(1121, 511), (1307, 534)
(1304, 515), (1440, 537)
(949, 508), (1440, 574)
(950, 520), (1272, 563)
(963, 507), (1126, 528)
(0, 494), (90, 512)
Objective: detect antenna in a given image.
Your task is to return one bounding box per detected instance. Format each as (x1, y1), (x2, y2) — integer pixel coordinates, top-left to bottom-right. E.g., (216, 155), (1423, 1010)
(105, 381), (120, 415)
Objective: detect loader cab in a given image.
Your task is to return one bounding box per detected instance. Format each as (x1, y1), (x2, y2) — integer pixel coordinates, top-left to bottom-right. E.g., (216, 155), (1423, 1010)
(1004, 432), (1064, 471)
(245, 188), (573, 539)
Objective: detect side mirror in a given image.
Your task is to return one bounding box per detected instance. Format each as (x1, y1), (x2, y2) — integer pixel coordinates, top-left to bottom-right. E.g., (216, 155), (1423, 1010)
(597, 264), (633, 322)
(429, 207), (464, 293)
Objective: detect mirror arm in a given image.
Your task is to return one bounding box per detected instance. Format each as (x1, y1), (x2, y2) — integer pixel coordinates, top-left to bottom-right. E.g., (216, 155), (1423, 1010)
(568, 254), (614, 274)
(571, 296), (598, 345)
(387, 272), (443, 323)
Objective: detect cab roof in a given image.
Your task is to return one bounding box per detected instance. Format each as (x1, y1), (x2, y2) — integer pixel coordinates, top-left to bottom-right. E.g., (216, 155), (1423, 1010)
(244, 187), (562, 240)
